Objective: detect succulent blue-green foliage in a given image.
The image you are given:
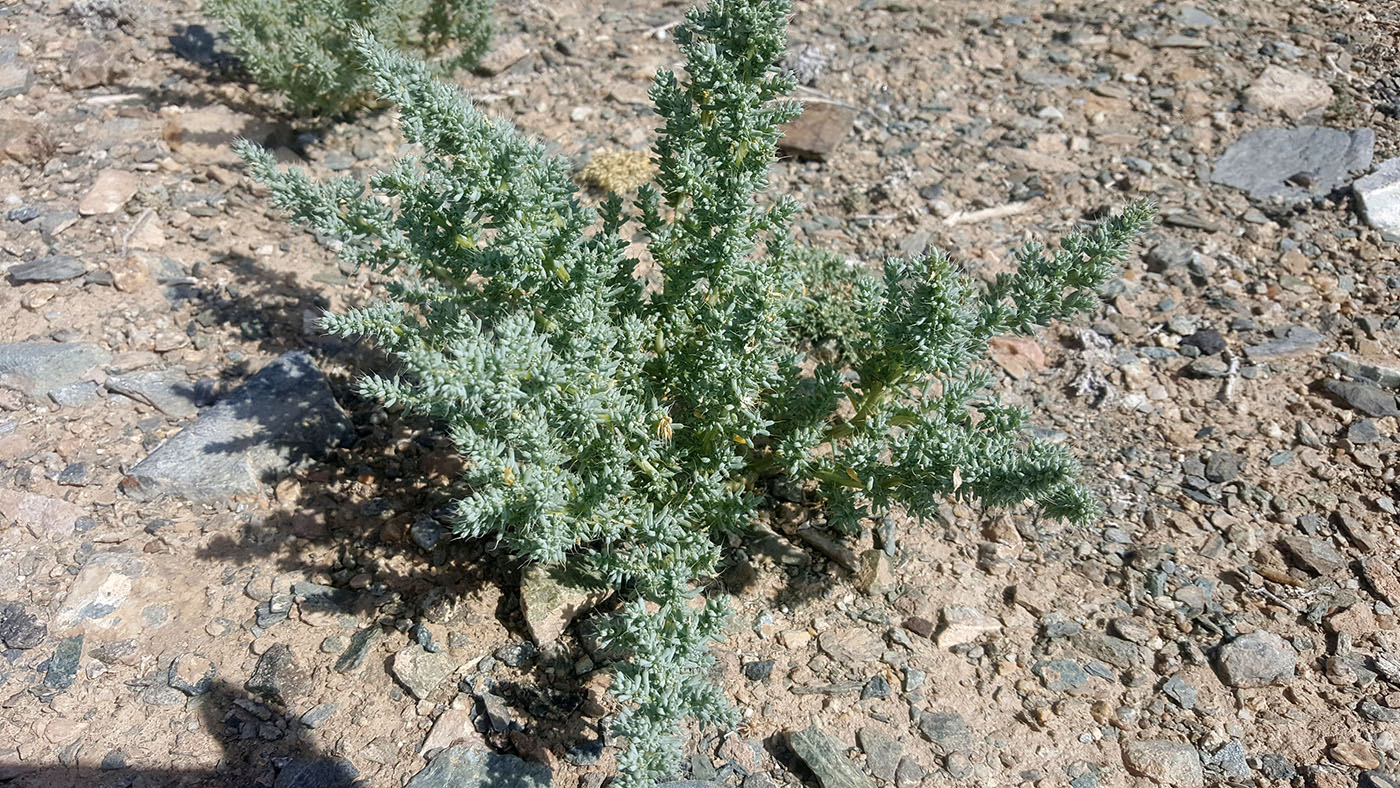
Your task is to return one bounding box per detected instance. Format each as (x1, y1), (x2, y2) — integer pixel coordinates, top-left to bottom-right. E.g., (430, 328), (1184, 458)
(238, 0), (1153, 781)
(207, 0), (493, 117)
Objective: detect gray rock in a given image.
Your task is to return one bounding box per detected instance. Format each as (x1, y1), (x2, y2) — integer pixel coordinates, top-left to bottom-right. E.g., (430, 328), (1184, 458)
(1323, 379), (1400, 419)
(917, 710), (969, 755)
(894, 757), (926, 788)
(0, 601), (46, 649)
(857, 726), (903, 782)
(1204, 451), (1243, 483)
(44, 634), (84, 690)
(299, 701), (339, 729)
(106, 369), (200, 418)
(405, 745), (551, 788)
(49, 381), (98, 408)
(1279, 535), (1346, 575)
(1245, 326), (1324, 359)
(245, 643), (309, 705)
(788, 725), (876, 788)
(410, 515), (445, 550)
(1122, 740), (1204, 788)
(122, 351), (354, 501)
(1034, 659), (1088, 692)
(0, 48), (33, 99)
(392, 645), (457, 700)
(1072, 631), (1148, 669)
(335, 626), (384, 673)
(274, 757), (359, 788)
(1216, 631), (1297, 687)
(1175, 6), (1220, 26)
(1206, 741), (1251, 781)
(1162, 676), (1197, 710)
(1212, 127), (1374, 207)
(1325, 353), (1400, 390)
(7, 255), (85, 282)
(1355, 156), (1400, 233)
(0, 342), (110, 397)
(519, 563), (609, 645)
(168, 652), (215, 696)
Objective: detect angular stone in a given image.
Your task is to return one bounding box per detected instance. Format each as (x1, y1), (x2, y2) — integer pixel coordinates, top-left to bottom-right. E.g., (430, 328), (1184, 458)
(1325, 353), (1400, 390)
(65, 38), (125, 89)
(1361, 558), (1400, 607)
(0, 342), (110, 397)
(1216, 631), (1296, 688)
(168, 653), (215, 696)
(78, 170), (139, 216)
(1072, 631), (1148, 669)
(55, 552), (145, 630)
(936, 605), (1001, 648)
(857, 726), (902, 782)
(106, 369), (200, 418)
(817, 627), (883, 664)
(335, 625), (384, 673)
(1322, 379), (1400, 419)
(391, 645), (457, 700)
(163, 105), (273, 166)
(299, 702), (339, 729)
(0, 489), (85, 539)
(1244, 326), (1324, 359)
(505, 571), (566, 636)
(1122, 740), (1204, 788)
(7, 255), (86, 283)
(473, 36), (532, 76)
(1212, 127), (1374, 208)
(245, 643), (309, 705)
(1355, 157), (1400, 233)
(1033, 659), (1088, 692)
(852, 549), (894, 596)
(405, 745), (551, 788)
(420, 708), (487, 754)
(779, 102), (857, 160)
(274, 757), (358, 788)
(1244, 66), (1333, 119)
(0, 57), (32, 99)
(1278, 535), (1346, 576)
(917, 710), (969, 755)
(788, 726), (876, 788)
(44, 634), (84, 690)
(0, 601), (46, 649)
(988, 336), (1047, 378)
(122, 351), (354, 501)
(1163, 676), (1198, 710)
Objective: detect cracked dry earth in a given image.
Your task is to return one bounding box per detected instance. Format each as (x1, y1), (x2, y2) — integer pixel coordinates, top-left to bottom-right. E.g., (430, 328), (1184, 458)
(1, 0), (1400, 787)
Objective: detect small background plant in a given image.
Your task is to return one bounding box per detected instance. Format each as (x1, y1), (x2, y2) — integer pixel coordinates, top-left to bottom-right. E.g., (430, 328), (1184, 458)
(238, 0), (1153, 781)
(206, 0), (494, 117)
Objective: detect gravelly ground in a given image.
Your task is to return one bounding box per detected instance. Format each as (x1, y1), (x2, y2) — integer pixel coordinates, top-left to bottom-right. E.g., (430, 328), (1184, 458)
(0, 0), (1398, 787)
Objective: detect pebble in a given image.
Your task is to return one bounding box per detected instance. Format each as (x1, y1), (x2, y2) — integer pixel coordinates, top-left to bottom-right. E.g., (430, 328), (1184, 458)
(743, 659), (775, 681)
(917, 710), (968, 755)
(299, 701), (339, 729)
(1244, 65), (1333, 119)
(273, 757), (359, 788)
(1216, 630), (1297, 688)
(1323, 380), (1400, 419)
(857, 726), (902, 781)
(519, 563), (609, 645)
(778, 103), (857, 161)
(77, 169), (138, 215)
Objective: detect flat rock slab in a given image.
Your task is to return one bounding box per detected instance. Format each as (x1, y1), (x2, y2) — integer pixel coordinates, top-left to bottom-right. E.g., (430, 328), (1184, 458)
(0, 342), (110, 397)
(78, 169), (138, 215)
(1216, 630), (1297, 688)
(779, 102), (857, 160)
(121, 351), (353, 501)
(105, 368), (201, 418)
(405, 745), (551, 788)
(0, 488), (86, 539)
(1355, 156), (1400, 233)
(788, 726), (876, 788)
(7, 255), (87, 283)
(519, 563), (610, 645)
(1212, 127), (1374, 208)
(1123, 739), (1204, 788)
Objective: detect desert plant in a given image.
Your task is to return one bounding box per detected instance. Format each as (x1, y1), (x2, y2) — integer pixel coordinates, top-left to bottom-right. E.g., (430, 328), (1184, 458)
(237, 0), (1153, 780)
(207, 0), (493, 117)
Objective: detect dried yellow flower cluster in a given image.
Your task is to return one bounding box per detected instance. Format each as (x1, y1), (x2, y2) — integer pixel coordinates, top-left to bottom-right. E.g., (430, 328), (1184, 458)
(578, 149), (656, 193)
